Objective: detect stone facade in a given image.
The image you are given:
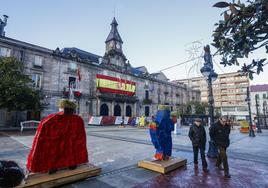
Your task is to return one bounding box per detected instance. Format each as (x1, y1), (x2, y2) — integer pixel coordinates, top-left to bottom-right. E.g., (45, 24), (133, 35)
(0, 18), (200, 126)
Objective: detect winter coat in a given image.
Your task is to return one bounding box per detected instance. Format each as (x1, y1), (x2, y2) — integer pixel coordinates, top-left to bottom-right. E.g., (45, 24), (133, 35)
(188, 124), (207, 147)
(209, 121), (230, 148)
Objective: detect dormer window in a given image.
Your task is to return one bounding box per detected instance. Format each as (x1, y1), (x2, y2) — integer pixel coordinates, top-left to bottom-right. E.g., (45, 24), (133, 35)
(34, 55), (43, 67)
(0, 47), (11, 57)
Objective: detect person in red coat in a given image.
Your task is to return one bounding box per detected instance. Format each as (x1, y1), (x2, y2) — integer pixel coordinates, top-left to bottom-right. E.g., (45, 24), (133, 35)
(26, 100), (88, 174)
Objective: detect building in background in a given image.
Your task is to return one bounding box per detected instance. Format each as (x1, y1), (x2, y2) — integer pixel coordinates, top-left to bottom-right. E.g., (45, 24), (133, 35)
(173, 72), (250, 120)
(0, 17), (200, 127)
(250, 84), (268, 126)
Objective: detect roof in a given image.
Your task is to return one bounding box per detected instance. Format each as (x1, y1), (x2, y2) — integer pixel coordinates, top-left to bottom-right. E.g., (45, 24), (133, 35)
(0, 36), (52, 54)
(105, 17), (123, 43)
(250, 84), (268, 92)
(131, 67), (146, 76)
(61, 47), (101, 63)
(135, 66), (149, 73)
(150, 71), (169, 81)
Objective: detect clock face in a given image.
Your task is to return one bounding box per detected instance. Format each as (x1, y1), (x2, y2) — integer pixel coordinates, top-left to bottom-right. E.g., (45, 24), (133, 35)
(116, 43), (121, 49)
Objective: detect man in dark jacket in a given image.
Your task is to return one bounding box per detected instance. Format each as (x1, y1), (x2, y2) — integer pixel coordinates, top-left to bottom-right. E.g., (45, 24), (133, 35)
(210, 116), (231, 178)
(188, 118), (208, 172)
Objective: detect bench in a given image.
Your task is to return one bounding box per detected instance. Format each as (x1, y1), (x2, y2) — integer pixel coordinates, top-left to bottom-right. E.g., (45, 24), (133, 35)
(20, 120), (40, 132)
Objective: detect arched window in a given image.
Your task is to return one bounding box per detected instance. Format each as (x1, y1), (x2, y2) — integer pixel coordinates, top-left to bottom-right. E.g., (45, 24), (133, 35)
(145, 106), (150, 117)
(114, 104), (121, 116)
(126, 105), (132, 117)
(100, 104), (109, 116)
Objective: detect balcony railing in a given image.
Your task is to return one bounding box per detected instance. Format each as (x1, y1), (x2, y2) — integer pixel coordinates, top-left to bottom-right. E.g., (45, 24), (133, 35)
(98, 93), (138, 103)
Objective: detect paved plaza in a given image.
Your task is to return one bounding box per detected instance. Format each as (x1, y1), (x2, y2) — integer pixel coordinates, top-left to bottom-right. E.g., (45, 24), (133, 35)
(0, 126), (268, 188)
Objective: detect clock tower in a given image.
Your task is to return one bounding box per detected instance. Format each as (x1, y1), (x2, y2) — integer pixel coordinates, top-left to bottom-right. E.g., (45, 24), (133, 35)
(104, 17), (126, 67)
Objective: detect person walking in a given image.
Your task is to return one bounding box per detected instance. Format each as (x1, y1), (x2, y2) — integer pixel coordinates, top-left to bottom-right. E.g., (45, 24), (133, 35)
(188, 118), (209, 173)
(120, 116), (125, 127)
(227, 118), (233, 129)
(210, 116), (231, 178)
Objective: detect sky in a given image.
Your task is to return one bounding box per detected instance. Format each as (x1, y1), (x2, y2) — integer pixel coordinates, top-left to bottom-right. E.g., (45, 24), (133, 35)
(1, 0), (267, 85)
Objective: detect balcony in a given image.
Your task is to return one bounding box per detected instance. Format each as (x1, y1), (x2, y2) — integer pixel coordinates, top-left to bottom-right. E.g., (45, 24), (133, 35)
(142, 98), (153, 105)
(98, 93), (138, 103)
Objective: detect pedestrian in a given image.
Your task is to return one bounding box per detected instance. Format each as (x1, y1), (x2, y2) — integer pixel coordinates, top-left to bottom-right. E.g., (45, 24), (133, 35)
(188, 118), (209, 173)
(227, 119), (233, 129)
(210, 116), (231, 178)
(140, 115), (145, 127)
(120, 116), (125, 127)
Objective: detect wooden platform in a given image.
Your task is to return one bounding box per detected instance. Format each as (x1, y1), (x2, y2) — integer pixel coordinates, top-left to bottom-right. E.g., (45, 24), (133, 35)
(138, 157), (187, 174)
(17, 164), (101, 188)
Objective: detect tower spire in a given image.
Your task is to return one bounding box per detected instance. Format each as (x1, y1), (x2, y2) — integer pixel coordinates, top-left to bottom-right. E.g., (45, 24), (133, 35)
(105, 17), (123, 44)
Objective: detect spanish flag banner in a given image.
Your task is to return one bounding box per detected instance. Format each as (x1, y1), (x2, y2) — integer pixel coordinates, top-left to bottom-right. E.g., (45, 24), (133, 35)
(96, 74), (136, 96)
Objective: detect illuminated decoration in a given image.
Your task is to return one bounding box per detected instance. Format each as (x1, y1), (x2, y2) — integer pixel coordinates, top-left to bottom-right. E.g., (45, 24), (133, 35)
(96, 74), (136, 96)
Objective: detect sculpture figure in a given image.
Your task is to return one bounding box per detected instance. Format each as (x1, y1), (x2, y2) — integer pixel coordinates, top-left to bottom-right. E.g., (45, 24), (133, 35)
(0, 15), (8, 37)
(27, 100), (88, 173)
(149, 106), (174, 160)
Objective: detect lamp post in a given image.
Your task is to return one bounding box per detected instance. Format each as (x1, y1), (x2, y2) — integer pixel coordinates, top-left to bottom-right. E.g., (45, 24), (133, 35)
(263, 101), (267, 128)
(245, 87), (255, 137)
(255, 95), (262, 133)
(200, 45), (218, 158)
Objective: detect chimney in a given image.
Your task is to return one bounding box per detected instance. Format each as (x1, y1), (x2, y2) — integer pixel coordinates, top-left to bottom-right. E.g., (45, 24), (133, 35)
(0, 15), (8, 37)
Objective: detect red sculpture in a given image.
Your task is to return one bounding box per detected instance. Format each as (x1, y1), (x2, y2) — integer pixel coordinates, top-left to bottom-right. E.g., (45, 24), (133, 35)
(26, 110), (88, 173)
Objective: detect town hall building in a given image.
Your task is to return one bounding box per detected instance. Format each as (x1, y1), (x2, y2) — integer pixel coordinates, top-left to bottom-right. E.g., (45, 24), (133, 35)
(0, 17), (200, 126)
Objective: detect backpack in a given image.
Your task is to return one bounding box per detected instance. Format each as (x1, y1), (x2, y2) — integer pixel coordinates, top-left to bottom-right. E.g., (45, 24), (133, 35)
(0, 161), (24, 187)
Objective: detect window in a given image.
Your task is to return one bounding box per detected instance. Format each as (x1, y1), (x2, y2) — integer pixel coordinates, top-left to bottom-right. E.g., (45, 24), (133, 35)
(0, 47), (11, 57)
(69, 77), (76, 89)
(145, 90), (149, 100)
(222, 107), (236, 112)
(236, 106), (248, 111)
(256, 94), (259, 99)
(20, 50), (24, 62)
(263, 93), (266, 99)
(32, 73), (42, 89)
(34, 55), (43, 67)
(145, 106), (150, 117)
(69, 62), (77, 70)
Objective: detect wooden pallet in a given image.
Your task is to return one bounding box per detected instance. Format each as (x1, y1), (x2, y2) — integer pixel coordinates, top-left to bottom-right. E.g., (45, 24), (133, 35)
(17, 164), (101, 188)
(138, 157), (187, 174)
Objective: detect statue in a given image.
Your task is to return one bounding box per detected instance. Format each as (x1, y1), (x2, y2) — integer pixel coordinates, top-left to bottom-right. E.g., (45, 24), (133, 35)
(149, 106), (174, 160)
(26, 99), (88, 174)
(0, 15), (8, 37)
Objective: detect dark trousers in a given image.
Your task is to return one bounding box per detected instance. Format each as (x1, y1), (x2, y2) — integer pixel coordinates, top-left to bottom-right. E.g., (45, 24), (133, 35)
(193, 145), (207, 168)
(216, 146), (229, 175)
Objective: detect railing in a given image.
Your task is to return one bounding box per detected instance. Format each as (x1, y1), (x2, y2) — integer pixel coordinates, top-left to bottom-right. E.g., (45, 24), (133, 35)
(20, 120), (40, 132)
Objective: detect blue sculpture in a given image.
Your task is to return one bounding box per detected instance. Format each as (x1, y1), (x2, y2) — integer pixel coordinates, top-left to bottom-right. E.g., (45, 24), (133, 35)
(149, 108), (174, 160)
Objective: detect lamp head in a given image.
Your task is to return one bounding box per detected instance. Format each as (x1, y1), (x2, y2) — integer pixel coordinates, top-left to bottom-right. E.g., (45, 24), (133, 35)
(210, 71), (218, 82)
(200, 65), (211, 77)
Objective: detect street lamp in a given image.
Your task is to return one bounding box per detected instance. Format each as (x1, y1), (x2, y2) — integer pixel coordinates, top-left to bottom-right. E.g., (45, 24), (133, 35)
(255, 95), (262, 133)
(263, 101), (267, 128)
(200, 45), (218, 158)
(245, 87), (255, 137)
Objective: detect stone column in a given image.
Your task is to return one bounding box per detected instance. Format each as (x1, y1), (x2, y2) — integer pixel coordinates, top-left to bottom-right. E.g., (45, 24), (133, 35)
(111, 101), (115, 116)
(134, 103), (137, 117)
(123, 102), (126, 116)
(109, 102), (113, 116)
(96, 98), (100, 116)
